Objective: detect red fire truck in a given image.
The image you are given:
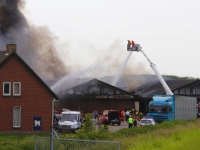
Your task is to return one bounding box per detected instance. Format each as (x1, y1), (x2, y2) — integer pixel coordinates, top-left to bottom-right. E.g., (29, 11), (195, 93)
(101, 110), (124, 126)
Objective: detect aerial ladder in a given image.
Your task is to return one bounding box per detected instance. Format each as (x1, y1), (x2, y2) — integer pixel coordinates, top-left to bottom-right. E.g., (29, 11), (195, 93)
(127, 40), (173, 95)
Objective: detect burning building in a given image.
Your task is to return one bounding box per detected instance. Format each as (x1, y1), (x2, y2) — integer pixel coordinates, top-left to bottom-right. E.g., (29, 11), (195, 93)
(54, 78), (139, 114)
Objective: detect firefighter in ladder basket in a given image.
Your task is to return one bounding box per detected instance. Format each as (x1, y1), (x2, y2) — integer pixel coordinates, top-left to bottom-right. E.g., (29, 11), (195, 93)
(127, 40), (140, 52)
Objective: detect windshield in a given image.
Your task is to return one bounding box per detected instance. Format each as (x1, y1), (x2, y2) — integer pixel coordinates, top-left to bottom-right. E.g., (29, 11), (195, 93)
(148, 106), (171, 113)
(61, 114), (77, 121)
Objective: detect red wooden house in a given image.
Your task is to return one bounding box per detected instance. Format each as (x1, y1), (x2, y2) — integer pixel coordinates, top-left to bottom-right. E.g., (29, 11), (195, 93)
(0, 44), (59, 132)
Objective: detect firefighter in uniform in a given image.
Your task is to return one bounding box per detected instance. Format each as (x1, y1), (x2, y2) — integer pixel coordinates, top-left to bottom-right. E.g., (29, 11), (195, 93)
(139, 112), (143, 119)
(127, 40), (132, 50)
(103, 118), (109, 130)
(128, 115), (133, 128)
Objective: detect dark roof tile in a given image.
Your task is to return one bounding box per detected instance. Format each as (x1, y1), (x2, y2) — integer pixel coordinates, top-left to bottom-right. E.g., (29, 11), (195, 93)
(132, 79), (196, 98)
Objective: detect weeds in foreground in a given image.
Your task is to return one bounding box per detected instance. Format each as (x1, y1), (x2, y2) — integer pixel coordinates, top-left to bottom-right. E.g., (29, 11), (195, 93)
(114, 119), (200, 150)
(0, 119), (200, 150)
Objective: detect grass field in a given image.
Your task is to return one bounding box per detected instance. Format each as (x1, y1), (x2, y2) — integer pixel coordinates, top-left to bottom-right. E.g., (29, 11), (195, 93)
(0, 119), (200, 150)
(113, 119), (200, 150)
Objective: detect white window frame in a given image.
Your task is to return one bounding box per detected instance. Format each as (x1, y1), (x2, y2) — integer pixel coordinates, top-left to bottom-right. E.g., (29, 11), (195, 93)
(3, 82), (11, 96)
(13, 106), (21, 128)
(13, 82), (21, 96)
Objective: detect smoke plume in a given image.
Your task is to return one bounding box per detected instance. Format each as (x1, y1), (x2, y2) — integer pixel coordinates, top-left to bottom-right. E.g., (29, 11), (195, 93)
(0, 0), (71, 81)
(0, 0), (154, 92)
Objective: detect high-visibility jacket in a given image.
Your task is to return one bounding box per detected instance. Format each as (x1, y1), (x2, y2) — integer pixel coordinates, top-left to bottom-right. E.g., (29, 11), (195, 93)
(128, 117), (133, 124)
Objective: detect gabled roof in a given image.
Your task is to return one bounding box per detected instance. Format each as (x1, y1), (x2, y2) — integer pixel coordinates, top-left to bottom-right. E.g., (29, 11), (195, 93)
(58, 78), (133, 99)
(74, 78), (132, 94)
(0, 51), (59, 100)
(132, 79), (196, 98)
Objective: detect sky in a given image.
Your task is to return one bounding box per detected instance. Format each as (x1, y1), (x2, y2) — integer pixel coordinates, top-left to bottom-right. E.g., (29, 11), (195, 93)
(23, 0), (200, 79)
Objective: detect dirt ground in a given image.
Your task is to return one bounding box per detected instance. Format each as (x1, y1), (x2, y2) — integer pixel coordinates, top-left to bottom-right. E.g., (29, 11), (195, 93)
(95, 121), (130, 132)
(108, 122), (129, 132)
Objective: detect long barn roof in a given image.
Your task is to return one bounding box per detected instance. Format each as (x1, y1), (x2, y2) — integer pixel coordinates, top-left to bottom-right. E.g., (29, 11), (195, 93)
(131, 79), (196, 98)
(57, 78), (134, 99)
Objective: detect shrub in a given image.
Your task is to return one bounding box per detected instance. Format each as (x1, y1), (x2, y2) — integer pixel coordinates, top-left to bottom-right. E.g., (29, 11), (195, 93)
(61, 113), (113, 140)
(18, 135), (35, 150)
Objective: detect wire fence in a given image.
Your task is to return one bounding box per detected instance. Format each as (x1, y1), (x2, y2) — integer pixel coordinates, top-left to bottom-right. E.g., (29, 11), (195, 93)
(35, 137), (120, 150)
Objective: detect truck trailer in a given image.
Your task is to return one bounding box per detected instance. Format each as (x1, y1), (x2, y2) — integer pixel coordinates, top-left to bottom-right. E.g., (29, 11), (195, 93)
(128, 41), (197, 122)
(147, 95), (197, 122)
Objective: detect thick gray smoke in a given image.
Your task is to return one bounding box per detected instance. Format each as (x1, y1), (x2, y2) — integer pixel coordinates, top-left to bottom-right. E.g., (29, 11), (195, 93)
(0, 0), (71, 82)
(0, 0), (156, 92)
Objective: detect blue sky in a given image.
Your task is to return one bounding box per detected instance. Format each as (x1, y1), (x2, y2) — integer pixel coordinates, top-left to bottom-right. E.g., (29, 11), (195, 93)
(24, 0), (200, 78)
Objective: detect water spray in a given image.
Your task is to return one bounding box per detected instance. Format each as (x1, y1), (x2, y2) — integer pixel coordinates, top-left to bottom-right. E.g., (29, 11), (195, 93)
(112, 51), (133, 86)
(112, 40), (139, 87)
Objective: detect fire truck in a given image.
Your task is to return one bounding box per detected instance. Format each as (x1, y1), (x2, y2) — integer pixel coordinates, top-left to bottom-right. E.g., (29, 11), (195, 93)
(128, 41), (197, 122)
(101, 109), (125, 125)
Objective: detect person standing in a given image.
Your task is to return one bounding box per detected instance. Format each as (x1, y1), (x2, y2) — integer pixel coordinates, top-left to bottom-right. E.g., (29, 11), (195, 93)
(97, 115), (102, 128)
(133, 117), (137, 127)
(131, 41), (135, 49)
(125, 110), (130, 122)
(139, 112), (143, 119)
(127, 40), (132, 50)
(120, 110), (125, 122)
(92, 110), (96, 118)
(128, 115), (133, 128)
(94, 111), (99, 119)
(92, 117), (97, 130)
(103, 117), (109, 130)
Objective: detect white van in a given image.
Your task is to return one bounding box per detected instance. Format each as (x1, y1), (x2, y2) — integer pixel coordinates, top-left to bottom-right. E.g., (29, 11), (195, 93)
(58, 109), (81, 132)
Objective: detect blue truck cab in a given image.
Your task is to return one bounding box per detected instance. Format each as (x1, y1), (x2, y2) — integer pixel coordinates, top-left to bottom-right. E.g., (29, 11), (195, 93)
(147, 94), (175, 122)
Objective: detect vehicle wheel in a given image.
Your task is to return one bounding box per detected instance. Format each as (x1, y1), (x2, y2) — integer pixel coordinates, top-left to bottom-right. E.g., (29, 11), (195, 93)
(118, 123), (120, 126)
(112, 123), (114, 125)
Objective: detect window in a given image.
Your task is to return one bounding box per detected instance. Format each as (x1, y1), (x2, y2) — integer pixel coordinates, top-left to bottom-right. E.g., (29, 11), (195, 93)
(13, 82), (21, 96)
(3, 82), (11, 96)
(13, 106), (21, 128)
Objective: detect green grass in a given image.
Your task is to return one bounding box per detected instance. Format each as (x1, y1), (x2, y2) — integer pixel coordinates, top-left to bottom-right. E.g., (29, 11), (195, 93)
(130, 128), (200, 150)
(0, 120), (200, 150)
(113, 119), (200, 150)
(0, 133), (49, 150)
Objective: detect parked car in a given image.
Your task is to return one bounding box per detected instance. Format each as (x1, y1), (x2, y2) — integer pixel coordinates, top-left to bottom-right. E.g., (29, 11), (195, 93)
(138, 117), (156, 127)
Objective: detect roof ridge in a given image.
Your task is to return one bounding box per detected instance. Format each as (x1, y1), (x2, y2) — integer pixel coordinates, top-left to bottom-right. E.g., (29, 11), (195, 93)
(0, 51), (59, 99)
(171, 79), (197, 91)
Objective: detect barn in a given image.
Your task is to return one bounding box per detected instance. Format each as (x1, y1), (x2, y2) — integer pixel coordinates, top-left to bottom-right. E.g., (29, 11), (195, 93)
(54, 78), (138, 115)
(53, 77), (200, 116)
